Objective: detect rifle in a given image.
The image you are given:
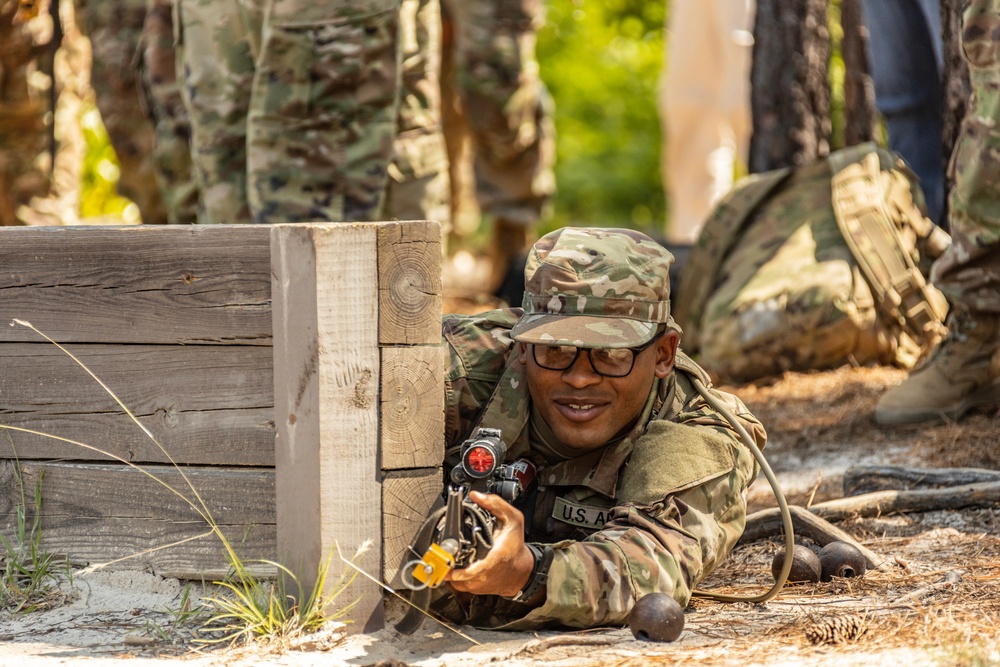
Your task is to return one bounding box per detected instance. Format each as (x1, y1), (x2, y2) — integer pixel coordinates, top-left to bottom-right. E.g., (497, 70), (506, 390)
(395, 427), (536, 634)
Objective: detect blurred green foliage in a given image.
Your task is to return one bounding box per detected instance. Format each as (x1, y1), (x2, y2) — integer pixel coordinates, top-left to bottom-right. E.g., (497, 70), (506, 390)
(535, 0), (858, 238)
(537, 0), (667, 237)
(79, 103), (139, 223)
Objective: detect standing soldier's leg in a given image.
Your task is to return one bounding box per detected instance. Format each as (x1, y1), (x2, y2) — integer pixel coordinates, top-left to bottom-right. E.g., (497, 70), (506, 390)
(383, 0), (451, 228)
(174, 0), (262, 224)
(246, 0), (403, 223)
(876, 0), (1000, 424)
(77, 0), (168, 224)
(439, 1), (480, 241)
(859, 0), (945, 226)
(440, 0), (555, 301)
(140, 0), (199, 224)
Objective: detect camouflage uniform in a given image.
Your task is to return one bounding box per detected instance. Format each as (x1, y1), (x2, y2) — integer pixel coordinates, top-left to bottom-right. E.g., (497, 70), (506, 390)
(175, 0), (448, 225)
(383, 0), (451, 225)
(173, 0), (261, 224)
(440, 0), (555, 301)
(439, 0), (554, 230)
(875, 0), (1000, 424)
(138, 0), (199, 225)
(930, 0), (1000, 312)
(76, 0), (170, 225)
(436, 228), (765, 629)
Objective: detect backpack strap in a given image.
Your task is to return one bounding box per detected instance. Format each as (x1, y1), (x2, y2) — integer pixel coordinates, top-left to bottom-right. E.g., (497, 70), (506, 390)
(674, 167), (794, 351)
(829, 145), (949, 351)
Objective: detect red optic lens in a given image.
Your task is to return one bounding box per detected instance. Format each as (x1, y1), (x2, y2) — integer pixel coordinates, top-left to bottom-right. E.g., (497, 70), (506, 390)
(465, 447), (495, 474)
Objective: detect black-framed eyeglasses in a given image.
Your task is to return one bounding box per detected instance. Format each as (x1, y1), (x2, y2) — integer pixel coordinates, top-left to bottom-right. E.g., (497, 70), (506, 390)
(530, 332), (663, 378)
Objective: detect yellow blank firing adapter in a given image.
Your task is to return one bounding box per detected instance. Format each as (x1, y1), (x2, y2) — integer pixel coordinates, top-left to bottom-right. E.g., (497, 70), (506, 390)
(405, 538), (459, 589)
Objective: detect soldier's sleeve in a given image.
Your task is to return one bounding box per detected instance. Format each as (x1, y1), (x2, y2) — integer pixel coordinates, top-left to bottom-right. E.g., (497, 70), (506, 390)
(498, 396), (764, 630)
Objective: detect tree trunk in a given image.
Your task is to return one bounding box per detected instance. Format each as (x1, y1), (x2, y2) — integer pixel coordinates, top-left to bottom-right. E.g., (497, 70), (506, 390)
(840, 0), (877, 146)
(749, 0), (831, 172)
(940, 0), (970, 222)
(0, 0), (52, 226)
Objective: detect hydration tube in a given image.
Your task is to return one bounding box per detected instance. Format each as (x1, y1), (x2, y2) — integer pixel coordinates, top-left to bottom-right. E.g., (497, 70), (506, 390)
(689, 377), (795, 603)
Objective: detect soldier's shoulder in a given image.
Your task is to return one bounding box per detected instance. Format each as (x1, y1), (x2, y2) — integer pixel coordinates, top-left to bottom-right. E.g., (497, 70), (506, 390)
(664, 351), (767, 470)
(673, 349), (713, 385)
(443, 308), (521, 381)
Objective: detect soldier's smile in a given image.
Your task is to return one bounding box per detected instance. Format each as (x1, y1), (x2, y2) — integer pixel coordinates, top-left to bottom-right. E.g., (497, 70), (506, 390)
(554, 398), (607, 422)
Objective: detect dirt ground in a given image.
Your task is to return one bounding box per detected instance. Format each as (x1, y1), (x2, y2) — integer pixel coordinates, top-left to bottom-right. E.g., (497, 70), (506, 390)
(2, 279), (999, 666)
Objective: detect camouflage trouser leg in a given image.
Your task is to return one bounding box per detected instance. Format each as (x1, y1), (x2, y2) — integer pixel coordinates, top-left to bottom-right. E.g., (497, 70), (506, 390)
(140, 0), (199, 225)
(77, 0), (168, 224)
(383, 0), (451, 231)
(931, 0), (1000, 313)
(174, 0), (264, 224)
(246, 0), (402, 223)
(439, 0), (554, 228)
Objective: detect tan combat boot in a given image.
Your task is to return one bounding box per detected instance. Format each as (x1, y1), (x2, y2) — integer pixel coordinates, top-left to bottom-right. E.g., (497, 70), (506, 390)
(875, 306), (1000, 425)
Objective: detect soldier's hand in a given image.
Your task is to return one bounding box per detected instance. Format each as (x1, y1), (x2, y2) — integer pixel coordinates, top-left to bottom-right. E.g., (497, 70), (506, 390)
(445, 491), (536, 598)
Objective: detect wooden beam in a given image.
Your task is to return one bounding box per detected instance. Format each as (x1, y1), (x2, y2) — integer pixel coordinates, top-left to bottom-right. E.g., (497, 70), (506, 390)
(380, 345), (443, 471)
(0, 225), (271, 345)
(271, 221), (442, 632)
(272, 223), (384, 632)
(377, 221), (442, 345)
(0, 221), (444, 628)
(382, 468), (442, 588)
(0, 343), (274, 466)
(0, 460), (275, 580)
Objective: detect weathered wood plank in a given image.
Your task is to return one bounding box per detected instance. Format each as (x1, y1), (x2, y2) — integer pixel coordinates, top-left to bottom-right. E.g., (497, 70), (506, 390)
(382, 468), (442, 588)
(0, 225), (271, 344)
(380, 345), (444, 471)
(0, 343), (274, 466)
(0, 220), (446, 627)
(271, 223), (383, 632)
(377, 221), (442, 345)
(0, 460), (275, 580)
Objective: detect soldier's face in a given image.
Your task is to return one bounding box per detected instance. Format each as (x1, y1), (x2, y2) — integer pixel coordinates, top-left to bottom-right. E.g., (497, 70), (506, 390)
(518, 330), (680, 451)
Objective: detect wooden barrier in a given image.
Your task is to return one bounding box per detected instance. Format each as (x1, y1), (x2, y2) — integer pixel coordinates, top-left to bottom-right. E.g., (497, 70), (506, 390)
(0, 222), (443, 630)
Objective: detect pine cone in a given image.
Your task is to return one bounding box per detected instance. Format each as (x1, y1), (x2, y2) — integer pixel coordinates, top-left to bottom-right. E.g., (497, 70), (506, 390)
(804, 613), (869, 645)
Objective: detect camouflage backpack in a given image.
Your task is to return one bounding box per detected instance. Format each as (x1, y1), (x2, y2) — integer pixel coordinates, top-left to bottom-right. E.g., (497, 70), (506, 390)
(673, 143), (951, 382)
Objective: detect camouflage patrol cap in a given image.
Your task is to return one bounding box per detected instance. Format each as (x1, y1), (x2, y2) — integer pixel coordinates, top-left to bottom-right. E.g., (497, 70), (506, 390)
(511, 227), (676, 348)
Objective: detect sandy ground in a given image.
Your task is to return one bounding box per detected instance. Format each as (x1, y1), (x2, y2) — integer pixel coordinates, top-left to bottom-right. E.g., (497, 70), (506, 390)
(3, 271), (1000, 665)
(3, 502), (999, 667)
